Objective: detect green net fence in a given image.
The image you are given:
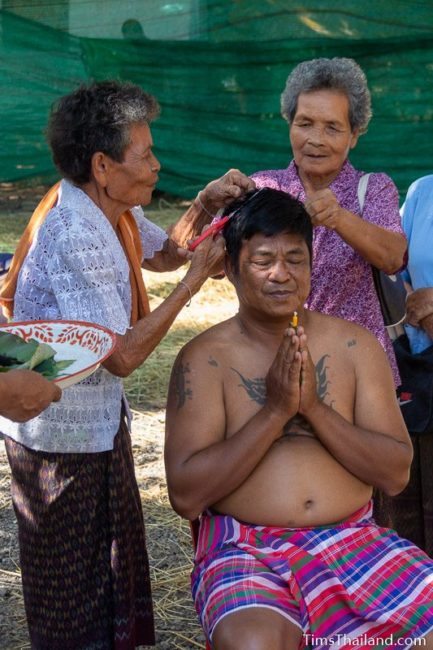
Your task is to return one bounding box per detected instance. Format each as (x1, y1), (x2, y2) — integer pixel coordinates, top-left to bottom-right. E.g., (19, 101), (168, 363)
(1, 1), (433, 198)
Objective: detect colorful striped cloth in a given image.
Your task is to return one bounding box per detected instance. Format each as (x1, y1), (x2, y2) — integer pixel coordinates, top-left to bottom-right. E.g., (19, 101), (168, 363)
(191, 502), (433, 648)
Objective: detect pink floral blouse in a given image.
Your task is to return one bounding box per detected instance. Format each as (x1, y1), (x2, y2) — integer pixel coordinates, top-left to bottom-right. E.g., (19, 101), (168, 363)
(252, 160), (405, 386)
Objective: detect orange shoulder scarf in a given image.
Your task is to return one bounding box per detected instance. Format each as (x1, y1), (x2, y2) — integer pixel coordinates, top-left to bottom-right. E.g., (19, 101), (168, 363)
(0, 182), (150, 324)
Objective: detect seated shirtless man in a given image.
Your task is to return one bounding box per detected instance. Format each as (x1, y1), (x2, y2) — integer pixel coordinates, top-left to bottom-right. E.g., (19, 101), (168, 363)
(164, 188), (433, 650)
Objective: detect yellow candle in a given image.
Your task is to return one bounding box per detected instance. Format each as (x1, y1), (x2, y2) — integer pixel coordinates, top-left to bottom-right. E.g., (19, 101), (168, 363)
(291, 311), (298, 328)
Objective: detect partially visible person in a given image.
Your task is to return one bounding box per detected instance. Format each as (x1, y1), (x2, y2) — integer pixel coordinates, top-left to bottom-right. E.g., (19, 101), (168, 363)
(0, 369), (61, 421)
(164, 188), (433, 650)
(1, 252), (62, 419)
(251, 57), (407, 386)
(121, 18), (146, 40)
(388, 175), (433, 556)
(0, 252), (13, 322)
(0, 80), (254, 649)
(400, 176), (433, 352)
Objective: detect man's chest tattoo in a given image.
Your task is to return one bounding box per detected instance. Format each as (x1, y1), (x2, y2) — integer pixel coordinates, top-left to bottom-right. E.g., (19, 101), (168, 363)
(230, 368), (266, 406)
(230, 354), (334, 407)
(315, 354), (332, 402)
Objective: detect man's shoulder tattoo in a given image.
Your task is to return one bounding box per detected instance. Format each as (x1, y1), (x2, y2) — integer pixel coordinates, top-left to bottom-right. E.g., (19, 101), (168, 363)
(231, 367), (266, 406)
(208, 356), (218, 367)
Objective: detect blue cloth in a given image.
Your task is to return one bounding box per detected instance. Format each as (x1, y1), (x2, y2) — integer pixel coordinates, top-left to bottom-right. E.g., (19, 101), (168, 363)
(0, 252), (13, 275)
(400, 175), (433, 353)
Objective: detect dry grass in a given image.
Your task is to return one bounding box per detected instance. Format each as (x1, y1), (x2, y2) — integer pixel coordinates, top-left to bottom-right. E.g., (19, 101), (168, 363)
(0, 183), (238, 649)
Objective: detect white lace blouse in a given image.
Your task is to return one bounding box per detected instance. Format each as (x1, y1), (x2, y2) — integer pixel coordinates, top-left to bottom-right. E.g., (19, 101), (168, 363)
(0, 180), (168, 453)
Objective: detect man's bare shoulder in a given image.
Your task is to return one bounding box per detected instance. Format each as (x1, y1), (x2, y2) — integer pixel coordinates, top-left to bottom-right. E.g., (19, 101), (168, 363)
(177, 316), (240, 364)
(306, 310), (386, 372)
(307, 310), (382, 346)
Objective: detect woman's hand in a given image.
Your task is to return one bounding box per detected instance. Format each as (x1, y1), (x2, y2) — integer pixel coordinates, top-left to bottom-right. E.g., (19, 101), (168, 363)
(168, 169), (255, 251)
(405, 287), (433, 327)
(183, 227), (226, 292)
(306, 186), (407, 273)
(419, 313), (433, 340)
(0, 369), (61, 422)
(199, 169), (256, 213)
(305, 188), (345, 230)
(104, 228), (226, 378)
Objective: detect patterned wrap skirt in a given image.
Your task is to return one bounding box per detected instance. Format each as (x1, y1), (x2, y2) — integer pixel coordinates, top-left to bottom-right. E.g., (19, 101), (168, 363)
(192, 501), (433, 648)
(4, 412), (155, 650)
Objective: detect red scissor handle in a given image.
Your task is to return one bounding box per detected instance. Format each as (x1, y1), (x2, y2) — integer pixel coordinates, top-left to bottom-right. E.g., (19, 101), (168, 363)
(188, 215), (230, 251)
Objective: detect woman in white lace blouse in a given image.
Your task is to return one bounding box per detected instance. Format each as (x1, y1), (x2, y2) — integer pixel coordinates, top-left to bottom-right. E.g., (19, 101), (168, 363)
(0, 81), (255, 650)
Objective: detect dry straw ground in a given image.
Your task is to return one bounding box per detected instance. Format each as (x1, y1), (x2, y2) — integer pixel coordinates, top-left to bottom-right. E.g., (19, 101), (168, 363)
(0, 182), (238, 649)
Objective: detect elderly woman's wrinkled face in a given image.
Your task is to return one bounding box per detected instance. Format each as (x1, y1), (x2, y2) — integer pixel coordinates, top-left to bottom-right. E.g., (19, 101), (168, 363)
(104, 122), (160, 209)
(290, 90), (359, 188)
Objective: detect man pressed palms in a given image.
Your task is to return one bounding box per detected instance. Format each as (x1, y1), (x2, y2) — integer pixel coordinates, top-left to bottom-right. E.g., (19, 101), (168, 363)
(165, 188), (433, 650)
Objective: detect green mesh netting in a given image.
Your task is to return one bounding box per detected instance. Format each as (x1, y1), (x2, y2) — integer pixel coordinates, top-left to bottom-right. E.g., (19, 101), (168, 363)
(1, 2), (433, 198)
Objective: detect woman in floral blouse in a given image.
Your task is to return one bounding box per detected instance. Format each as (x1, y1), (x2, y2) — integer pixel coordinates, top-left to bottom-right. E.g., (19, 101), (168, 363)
(252, 57), (407, 387)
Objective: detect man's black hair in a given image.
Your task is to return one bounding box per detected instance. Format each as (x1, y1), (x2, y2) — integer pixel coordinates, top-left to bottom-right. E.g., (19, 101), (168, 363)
(222, 187), (313, 273)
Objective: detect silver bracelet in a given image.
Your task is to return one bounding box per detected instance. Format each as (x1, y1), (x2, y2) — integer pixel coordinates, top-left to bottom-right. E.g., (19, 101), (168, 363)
(178, 280), (192, 307)
(197, 191), (216, 220)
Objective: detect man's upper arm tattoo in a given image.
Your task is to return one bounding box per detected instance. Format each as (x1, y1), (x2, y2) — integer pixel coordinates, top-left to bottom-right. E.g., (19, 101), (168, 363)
(231, 367), (266, 405)
(173, 357), (193, 409)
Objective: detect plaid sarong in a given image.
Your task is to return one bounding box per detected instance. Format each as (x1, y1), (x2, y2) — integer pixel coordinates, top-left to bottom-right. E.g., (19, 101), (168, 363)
(192, 502), (433, 648)
(5, 413), (155, 649)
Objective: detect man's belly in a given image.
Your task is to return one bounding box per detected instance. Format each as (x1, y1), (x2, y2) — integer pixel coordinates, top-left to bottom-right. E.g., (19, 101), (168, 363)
(212, 435), (373, 528)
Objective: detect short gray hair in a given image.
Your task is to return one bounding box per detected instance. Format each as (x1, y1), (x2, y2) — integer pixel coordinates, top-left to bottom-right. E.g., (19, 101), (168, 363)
(281, 57), (372, 133)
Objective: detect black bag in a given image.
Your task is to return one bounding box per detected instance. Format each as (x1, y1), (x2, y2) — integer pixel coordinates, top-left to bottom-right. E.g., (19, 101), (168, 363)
(357, 174), (407, 329)
(371, 267), (407, 327)
(394, 333), (433, 435)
